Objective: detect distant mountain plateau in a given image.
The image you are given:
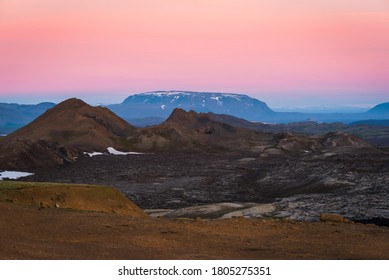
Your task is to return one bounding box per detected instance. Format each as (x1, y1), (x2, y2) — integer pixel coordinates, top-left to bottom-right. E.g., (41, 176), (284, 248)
(1, 91), (388, 148)
(1, 92), (388, 135)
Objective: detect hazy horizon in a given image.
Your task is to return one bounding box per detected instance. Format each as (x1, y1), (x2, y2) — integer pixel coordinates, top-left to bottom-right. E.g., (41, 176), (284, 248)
(0, 90), (386, 110)
(1, 1), (388, 108)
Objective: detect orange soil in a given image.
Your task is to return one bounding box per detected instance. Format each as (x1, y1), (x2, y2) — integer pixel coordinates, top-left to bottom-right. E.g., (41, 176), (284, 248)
(0, 202), (388, 260)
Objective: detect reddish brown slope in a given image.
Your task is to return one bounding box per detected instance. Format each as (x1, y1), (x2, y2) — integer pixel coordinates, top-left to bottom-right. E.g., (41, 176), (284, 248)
(130, 108), (274, 152)
(8, 98), (136, 149)
(0, 202), (388, 260)
(0, 98), (136, 169)
(134, 109), (376, 155)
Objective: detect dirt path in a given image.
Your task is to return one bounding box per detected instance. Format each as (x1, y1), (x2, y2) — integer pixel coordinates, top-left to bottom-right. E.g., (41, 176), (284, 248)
(0, 202), (388, 260)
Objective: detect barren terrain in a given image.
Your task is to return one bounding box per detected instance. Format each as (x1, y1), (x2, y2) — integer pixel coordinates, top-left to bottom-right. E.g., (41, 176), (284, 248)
(24, 152), (389, 225)
(0, 202), (388, 260)
(1, 99), (388, 260)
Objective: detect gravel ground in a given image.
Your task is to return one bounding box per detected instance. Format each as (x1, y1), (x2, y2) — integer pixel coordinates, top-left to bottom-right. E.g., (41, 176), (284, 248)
(19, 152), (389, 224)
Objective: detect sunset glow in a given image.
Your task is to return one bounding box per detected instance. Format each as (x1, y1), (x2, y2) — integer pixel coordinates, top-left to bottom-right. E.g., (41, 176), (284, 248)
(0, 0), (388, 106)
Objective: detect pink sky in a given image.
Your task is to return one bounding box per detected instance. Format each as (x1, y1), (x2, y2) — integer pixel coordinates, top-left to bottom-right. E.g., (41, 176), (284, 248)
(0, 0), (388, 107)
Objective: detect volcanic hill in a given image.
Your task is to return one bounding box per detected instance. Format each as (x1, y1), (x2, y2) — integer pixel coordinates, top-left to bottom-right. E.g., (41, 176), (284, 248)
(128, 108), (274, 153)
(0, 98), (378, 169)
(0, 98), (137, 169)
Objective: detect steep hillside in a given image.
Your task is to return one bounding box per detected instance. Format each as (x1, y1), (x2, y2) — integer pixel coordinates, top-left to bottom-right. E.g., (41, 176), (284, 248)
(0, 98), (137, 168)
(128, 108), (274, 153)
(7, 98), (136, 149)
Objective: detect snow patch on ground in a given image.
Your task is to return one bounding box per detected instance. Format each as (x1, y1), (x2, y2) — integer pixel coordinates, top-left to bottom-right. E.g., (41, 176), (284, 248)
(85, 148), (144, 157)
(0, 171), (34, 180)
(84, 152), (104, 157)
(160, 105), (166, 110)
(107, 147), (144, 155)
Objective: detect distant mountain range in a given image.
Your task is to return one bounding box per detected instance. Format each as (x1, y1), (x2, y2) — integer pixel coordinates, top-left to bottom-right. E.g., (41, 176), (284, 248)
(107, 91), (389, 125)
(368, 102), (389, 115)
(0, 98), (377, 169)
(350, 119), (389, 126)
(0, 91), (388, 135)
(273, 105), (370, 114)
(206, 113), (389, 147)
(0, 102), (55, 134)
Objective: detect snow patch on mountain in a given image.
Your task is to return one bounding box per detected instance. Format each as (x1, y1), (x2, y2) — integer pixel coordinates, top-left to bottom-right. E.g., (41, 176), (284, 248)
(110, 90), (274, 121)
(210, 96), (223, 106)
(138, 91), (193, 97)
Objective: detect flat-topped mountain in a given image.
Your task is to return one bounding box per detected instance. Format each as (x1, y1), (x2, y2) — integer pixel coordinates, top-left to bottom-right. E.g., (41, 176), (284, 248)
(108, 90), (274, 121)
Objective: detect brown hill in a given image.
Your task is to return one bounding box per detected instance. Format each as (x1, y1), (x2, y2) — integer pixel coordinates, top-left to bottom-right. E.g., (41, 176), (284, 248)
(270, 130), (377, 156)
(203, 112), (376, 155)
(207, 112), (389, 147)
(206, 111), (274, 132)
(143, 109), (373, 155)
(0, 98), (137, 169)
(129, 108), (274, 153)
(0, 181), (146, 217)
(321, 131), (372, 148)
(8, 98), (136, 149)
(159, 110), (375, 155)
